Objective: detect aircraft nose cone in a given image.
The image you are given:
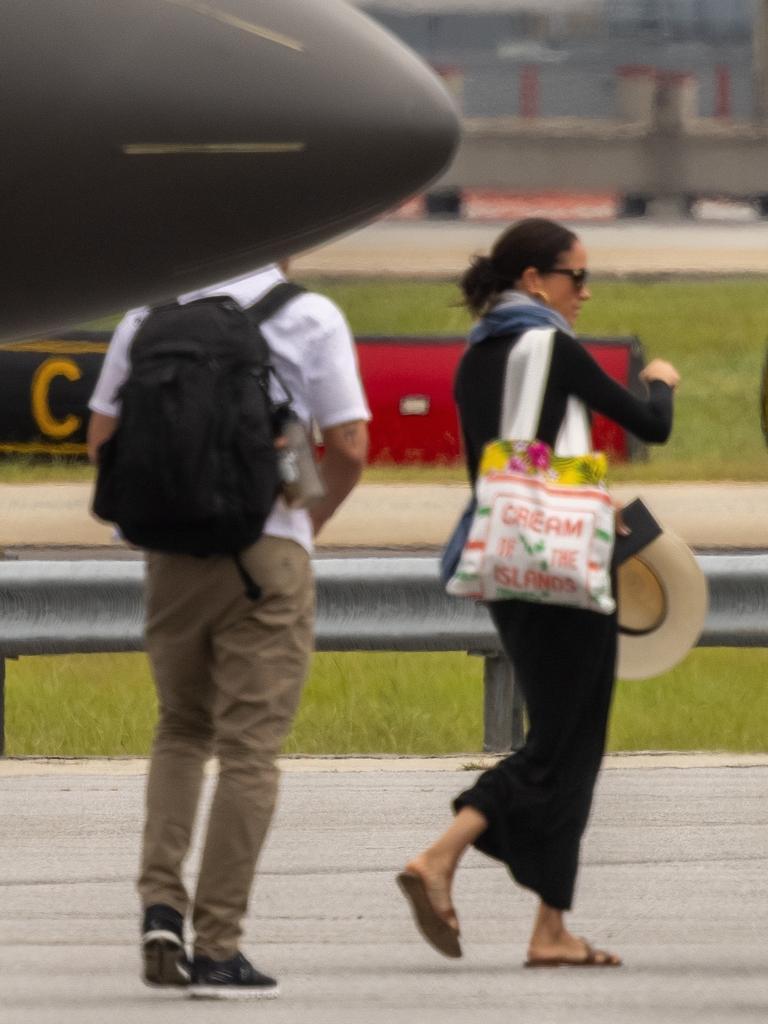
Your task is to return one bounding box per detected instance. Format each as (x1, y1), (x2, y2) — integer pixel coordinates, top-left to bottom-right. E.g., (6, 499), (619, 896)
(279, 1), (460, 222)
(1, 0), (459, 338)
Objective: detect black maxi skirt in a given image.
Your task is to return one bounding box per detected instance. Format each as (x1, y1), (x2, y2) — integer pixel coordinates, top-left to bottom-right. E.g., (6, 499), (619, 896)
(453, 597), (618, 911)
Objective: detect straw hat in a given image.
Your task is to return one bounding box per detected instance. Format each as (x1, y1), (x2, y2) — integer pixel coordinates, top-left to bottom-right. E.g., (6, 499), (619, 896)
(616, 529), (708, 680)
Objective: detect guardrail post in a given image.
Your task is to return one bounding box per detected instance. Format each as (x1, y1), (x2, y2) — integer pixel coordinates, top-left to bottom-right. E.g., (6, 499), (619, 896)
(0, 657), (5, 757)
(482, 654), (525, 753)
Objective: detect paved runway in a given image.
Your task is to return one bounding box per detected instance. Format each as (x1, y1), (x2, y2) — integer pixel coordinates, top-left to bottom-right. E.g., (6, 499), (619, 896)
(2, 755), (768, 1024)
(292, 219), (768, 277)
(1, 480), (766, 551)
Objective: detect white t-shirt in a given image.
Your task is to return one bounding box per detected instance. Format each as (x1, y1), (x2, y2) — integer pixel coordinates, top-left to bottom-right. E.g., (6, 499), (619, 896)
(88, 265), (371, 554)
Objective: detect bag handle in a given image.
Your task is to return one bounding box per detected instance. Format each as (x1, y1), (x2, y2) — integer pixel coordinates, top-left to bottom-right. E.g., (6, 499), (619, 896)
(499, 328), (555, 439)
(499, 327), (591, 456)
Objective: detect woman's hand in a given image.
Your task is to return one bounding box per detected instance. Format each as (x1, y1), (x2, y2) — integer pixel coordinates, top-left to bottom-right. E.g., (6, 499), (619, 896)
(640, 358), (680, 390)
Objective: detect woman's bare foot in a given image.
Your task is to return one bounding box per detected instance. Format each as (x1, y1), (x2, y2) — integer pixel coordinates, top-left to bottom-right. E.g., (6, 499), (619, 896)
(397, 807), (487, 959)
(526, 903), (621, 967)
(397, 852), (462, 958)
(401, 853), (459, 932)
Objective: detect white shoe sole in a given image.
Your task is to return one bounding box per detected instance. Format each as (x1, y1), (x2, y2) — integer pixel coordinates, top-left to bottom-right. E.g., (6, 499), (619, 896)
(189, 984), (280, 1000)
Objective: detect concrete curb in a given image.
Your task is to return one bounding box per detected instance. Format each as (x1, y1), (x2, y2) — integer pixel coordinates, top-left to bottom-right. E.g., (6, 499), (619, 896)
(3, 751), (768, 776)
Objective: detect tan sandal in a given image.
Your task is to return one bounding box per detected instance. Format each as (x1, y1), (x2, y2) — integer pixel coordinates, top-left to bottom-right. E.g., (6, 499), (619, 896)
(524, 938), (622, 968)
(396, 871), (462, 959)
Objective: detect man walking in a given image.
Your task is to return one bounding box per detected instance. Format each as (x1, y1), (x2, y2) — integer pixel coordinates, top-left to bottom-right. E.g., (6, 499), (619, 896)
(87, 264), (369, 998)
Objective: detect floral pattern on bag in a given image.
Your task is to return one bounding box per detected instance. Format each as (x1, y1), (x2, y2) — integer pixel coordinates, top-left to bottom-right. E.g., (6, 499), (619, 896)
(479, 439), (608, 486)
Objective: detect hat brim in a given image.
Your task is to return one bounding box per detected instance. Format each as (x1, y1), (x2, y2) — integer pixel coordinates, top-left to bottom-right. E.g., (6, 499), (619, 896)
(617, 529), (708, 681)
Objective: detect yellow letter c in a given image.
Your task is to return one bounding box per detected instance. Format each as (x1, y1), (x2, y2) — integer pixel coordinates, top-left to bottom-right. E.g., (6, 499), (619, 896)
(31, 358), (83, 439)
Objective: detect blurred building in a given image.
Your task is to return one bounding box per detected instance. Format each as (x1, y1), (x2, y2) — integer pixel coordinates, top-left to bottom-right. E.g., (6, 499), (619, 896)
(354, 0), (756, 120)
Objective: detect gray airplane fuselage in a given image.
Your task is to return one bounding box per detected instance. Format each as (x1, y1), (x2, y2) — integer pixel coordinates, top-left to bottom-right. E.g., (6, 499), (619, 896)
(2, 0), (458, 339)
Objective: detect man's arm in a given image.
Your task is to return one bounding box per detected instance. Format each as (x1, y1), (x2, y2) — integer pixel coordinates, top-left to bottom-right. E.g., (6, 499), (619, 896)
(87, 411), (118, 464)
(86, 306), (148, 464)
(310, 419), (368, 536)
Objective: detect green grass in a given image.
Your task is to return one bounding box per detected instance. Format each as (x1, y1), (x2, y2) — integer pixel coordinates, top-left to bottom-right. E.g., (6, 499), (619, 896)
(608, 648), (768, 752)
(5, 277), (767, 484)
(306, 276), (768, 483)
(6, 648), (768, 757)
(0, 456), (94, 483)
(3, 652), (482, 757)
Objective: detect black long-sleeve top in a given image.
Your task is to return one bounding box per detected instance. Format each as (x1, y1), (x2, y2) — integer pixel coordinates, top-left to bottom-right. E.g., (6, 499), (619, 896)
(454, 330), (674, 483)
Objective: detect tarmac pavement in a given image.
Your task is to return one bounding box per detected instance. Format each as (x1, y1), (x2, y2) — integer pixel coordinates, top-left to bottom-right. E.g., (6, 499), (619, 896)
(2, 754), (768, 1024)
(292, 219), (768, 278)
(0, 480), (767, 551)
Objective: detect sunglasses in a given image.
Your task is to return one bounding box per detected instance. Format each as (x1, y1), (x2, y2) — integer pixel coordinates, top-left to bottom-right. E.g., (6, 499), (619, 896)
(547, 268), (589, 288)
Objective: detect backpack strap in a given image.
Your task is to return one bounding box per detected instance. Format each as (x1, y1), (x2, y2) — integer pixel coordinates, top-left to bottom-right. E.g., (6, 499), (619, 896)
(244, 282), (307, 407)
(236, 281), (307, 601)
(245, 282), (307, 325)
(143, 282), (306, 327)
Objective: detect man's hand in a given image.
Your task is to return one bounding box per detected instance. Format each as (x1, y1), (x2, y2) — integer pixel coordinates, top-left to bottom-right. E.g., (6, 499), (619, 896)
(310, 419), (368, 536)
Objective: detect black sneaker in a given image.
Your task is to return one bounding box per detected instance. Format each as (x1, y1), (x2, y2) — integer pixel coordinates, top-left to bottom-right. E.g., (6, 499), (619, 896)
(141, 903), (191, 987)
(189, 952), (279, 1000)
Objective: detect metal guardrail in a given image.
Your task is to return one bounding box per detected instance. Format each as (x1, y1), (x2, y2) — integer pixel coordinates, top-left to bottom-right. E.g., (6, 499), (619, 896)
(1, 554), (767, 756)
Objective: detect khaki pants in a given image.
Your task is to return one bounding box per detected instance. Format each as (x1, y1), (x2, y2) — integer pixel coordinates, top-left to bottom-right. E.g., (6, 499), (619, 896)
(137, 536), (314, 960)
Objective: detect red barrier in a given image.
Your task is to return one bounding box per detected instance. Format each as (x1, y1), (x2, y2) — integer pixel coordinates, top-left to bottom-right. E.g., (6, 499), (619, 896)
(356, 336), (647, 465)
(0, 334), (646, 464)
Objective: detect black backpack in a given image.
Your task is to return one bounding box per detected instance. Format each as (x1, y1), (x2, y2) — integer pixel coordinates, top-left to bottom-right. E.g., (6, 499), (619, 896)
(92, 283), (305, 574)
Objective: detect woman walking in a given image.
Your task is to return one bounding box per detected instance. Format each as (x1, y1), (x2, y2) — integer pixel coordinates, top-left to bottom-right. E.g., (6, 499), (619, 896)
(398, 218), (679, 967)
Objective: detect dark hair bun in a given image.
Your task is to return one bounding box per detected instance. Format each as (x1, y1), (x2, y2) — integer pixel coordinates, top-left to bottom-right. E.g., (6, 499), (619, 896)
(460, 254), (500, 316)
(460, 218), (578, 317)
